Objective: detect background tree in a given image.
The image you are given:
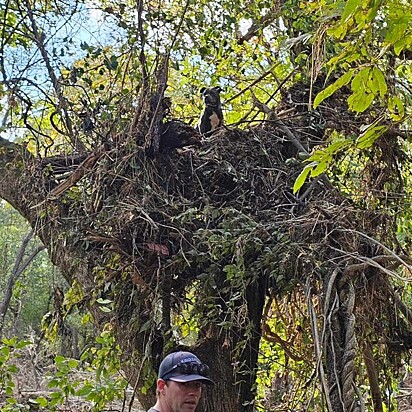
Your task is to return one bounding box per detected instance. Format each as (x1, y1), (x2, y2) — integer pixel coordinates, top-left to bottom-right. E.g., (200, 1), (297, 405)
(0, 229), (45, 337)
(1, 0), (412, 411)
(0, 203), (50, 337)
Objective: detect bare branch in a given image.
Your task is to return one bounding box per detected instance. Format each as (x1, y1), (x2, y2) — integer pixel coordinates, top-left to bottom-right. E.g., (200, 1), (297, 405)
(21, 0), (85, 151)
(237, 11), (278, 45)
(48, 147), (105, 198)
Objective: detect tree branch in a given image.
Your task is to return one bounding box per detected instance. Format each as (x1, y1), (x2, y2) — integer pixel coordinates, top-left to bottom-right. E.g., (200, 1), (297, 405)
(363, 342), (383, 412)
(236, 12), (277, 45)
(21, 0), (84, 151)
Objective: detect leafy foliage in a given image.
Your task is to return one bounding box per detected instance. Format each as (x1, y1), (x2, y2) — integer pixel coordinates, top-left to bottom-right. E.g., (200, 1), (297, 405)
(0, 333), (127, 411)
(45, 331), (127, 411)
(294, 0), (412, 193)
(0, 337), (31, 411)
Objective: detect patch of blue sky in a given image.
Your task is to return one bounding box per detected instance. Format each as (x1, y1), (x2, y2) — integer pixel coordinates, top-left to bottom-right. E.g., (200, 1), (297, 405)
(7, 2), (124, 75)
(1, 0), (126, 141)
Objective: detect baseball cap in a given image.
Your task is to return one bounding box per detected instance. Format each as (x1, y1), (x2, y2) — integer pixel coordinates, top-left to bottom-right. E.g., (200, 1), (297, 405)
(158, 351), (214, 385)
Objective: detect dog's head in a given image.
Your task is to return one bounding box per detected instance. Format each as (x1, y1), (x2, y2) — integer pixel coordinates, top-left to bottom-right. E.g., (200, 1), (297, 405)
(200, 86), (222, 107)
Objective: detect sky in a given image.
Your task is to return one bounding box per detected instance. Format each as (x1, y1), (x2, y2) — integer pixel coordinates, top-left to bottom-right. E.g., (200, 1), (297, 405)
(0, 0), (123, 142)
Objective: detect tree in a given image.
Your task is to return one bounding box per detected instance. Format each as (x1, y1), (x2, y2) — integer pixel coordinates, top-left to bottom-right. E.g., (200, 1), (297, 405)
(0, 229), (45, 337)
(0, 203), (52, 337)
(1, 0), (412, 410)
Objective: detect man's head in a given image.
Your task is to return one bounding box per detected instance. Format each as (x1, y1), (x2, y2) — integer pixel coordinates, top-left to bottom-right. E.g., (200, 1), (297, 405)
(158, 351), (213, 384)
(155, 351), (213, 412)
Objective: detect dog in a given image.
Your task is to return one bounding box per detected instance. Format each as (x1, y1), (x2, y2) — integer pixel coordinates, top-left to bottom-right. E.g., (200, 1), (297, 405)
(197, 86), (223, 135)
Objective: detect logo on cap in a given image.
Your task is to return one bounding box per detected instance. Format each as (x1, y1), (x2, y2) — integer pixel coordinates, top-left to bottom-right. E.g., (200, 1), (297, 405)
(158, 351), (214, 385)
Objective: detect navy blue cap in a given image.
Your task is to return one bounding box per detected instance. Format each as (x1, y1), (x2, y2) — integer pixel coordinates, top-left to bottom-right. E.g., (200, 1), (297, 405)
(158, 351), (214, 385)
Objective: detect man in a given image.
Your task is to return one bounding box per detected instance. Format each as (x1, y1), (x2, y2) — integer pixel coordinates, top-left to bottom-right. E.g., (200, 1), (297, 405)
(148, 351), (214, 412)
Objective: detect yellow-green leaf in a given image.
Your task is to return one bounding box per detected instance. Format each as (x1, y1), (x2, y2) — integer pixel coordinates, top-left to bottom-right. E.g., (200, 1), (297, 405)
(293, 163), (316, 193)
(356, 125), (387, 149)
(311, 158), (330, 177)
(351, 67), (370, 91)
(68, 359), (79, 368)
(388, 95), (405, 121)
(348, 91), (374, 113)
(341, 0), (362, 22)
(393, 34), (412, 56)
(368, 67), (387, 97)
(323, 138), (352, 155)
(314, 70), (353, 108)
(34, 396), (48, 407)
(385, 20), (409, 44)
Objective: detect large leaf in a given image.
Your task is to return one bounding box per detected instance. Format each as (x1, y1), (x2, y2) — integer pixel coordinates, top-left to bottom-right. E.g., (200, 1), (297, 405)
(356, 125), (387, 149)
(313, 70), (354, 108)
(293, 163), (316, 193)
(341, 0), (363, 22)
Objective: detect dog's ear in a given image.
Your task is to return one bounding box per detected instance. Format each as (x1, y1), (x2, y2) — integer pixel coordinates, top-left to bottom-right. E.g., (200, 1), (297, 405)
(214, 86), (222, 93)
(200, 87), (206, 94)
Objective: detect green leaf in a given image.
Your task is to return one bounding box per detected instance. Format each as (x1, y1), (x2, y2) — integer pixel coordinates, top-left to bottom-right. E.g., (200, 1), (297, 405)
(47, 379), (59, 388)
(76, 385), (93, 396)
(311, 159), (330, 177)
(341, 0), (362, 22)
(34, 396), (48, 407)
(351, 67), (369, 91)
(385, 20), (409, 44)
(393, 34), (412, 56)
(328, 24), (348, 40)
(1, 346), (10, 356)
(354, 10), (367, 26)
(345, 52), (362, 64)
(372, 67), (387, 97)
(388, 95), (405, 120)
(313, 70), (353, 108)
(7, 364), (18, 373)
(366, 3), (379, 22)
(54, 355), (65, 364)
(15, 340), (31, 349)
(365, 67), (387, 98)
(2, 337), (17, 346)
(96, 298), (113, 305)
(293, 163), (316, 193)
(348, 91), (374, 113)
(68, 359), (79, 368)
(323, 138), (352, 155)
(50, 391), (63, 399)
(356, 125), (387, 149)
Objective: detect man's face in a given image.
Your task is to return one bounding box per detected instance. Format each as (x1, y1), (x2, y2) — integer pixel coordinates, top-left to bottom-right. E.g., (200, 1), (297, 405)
(158, 379), (203, 412)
